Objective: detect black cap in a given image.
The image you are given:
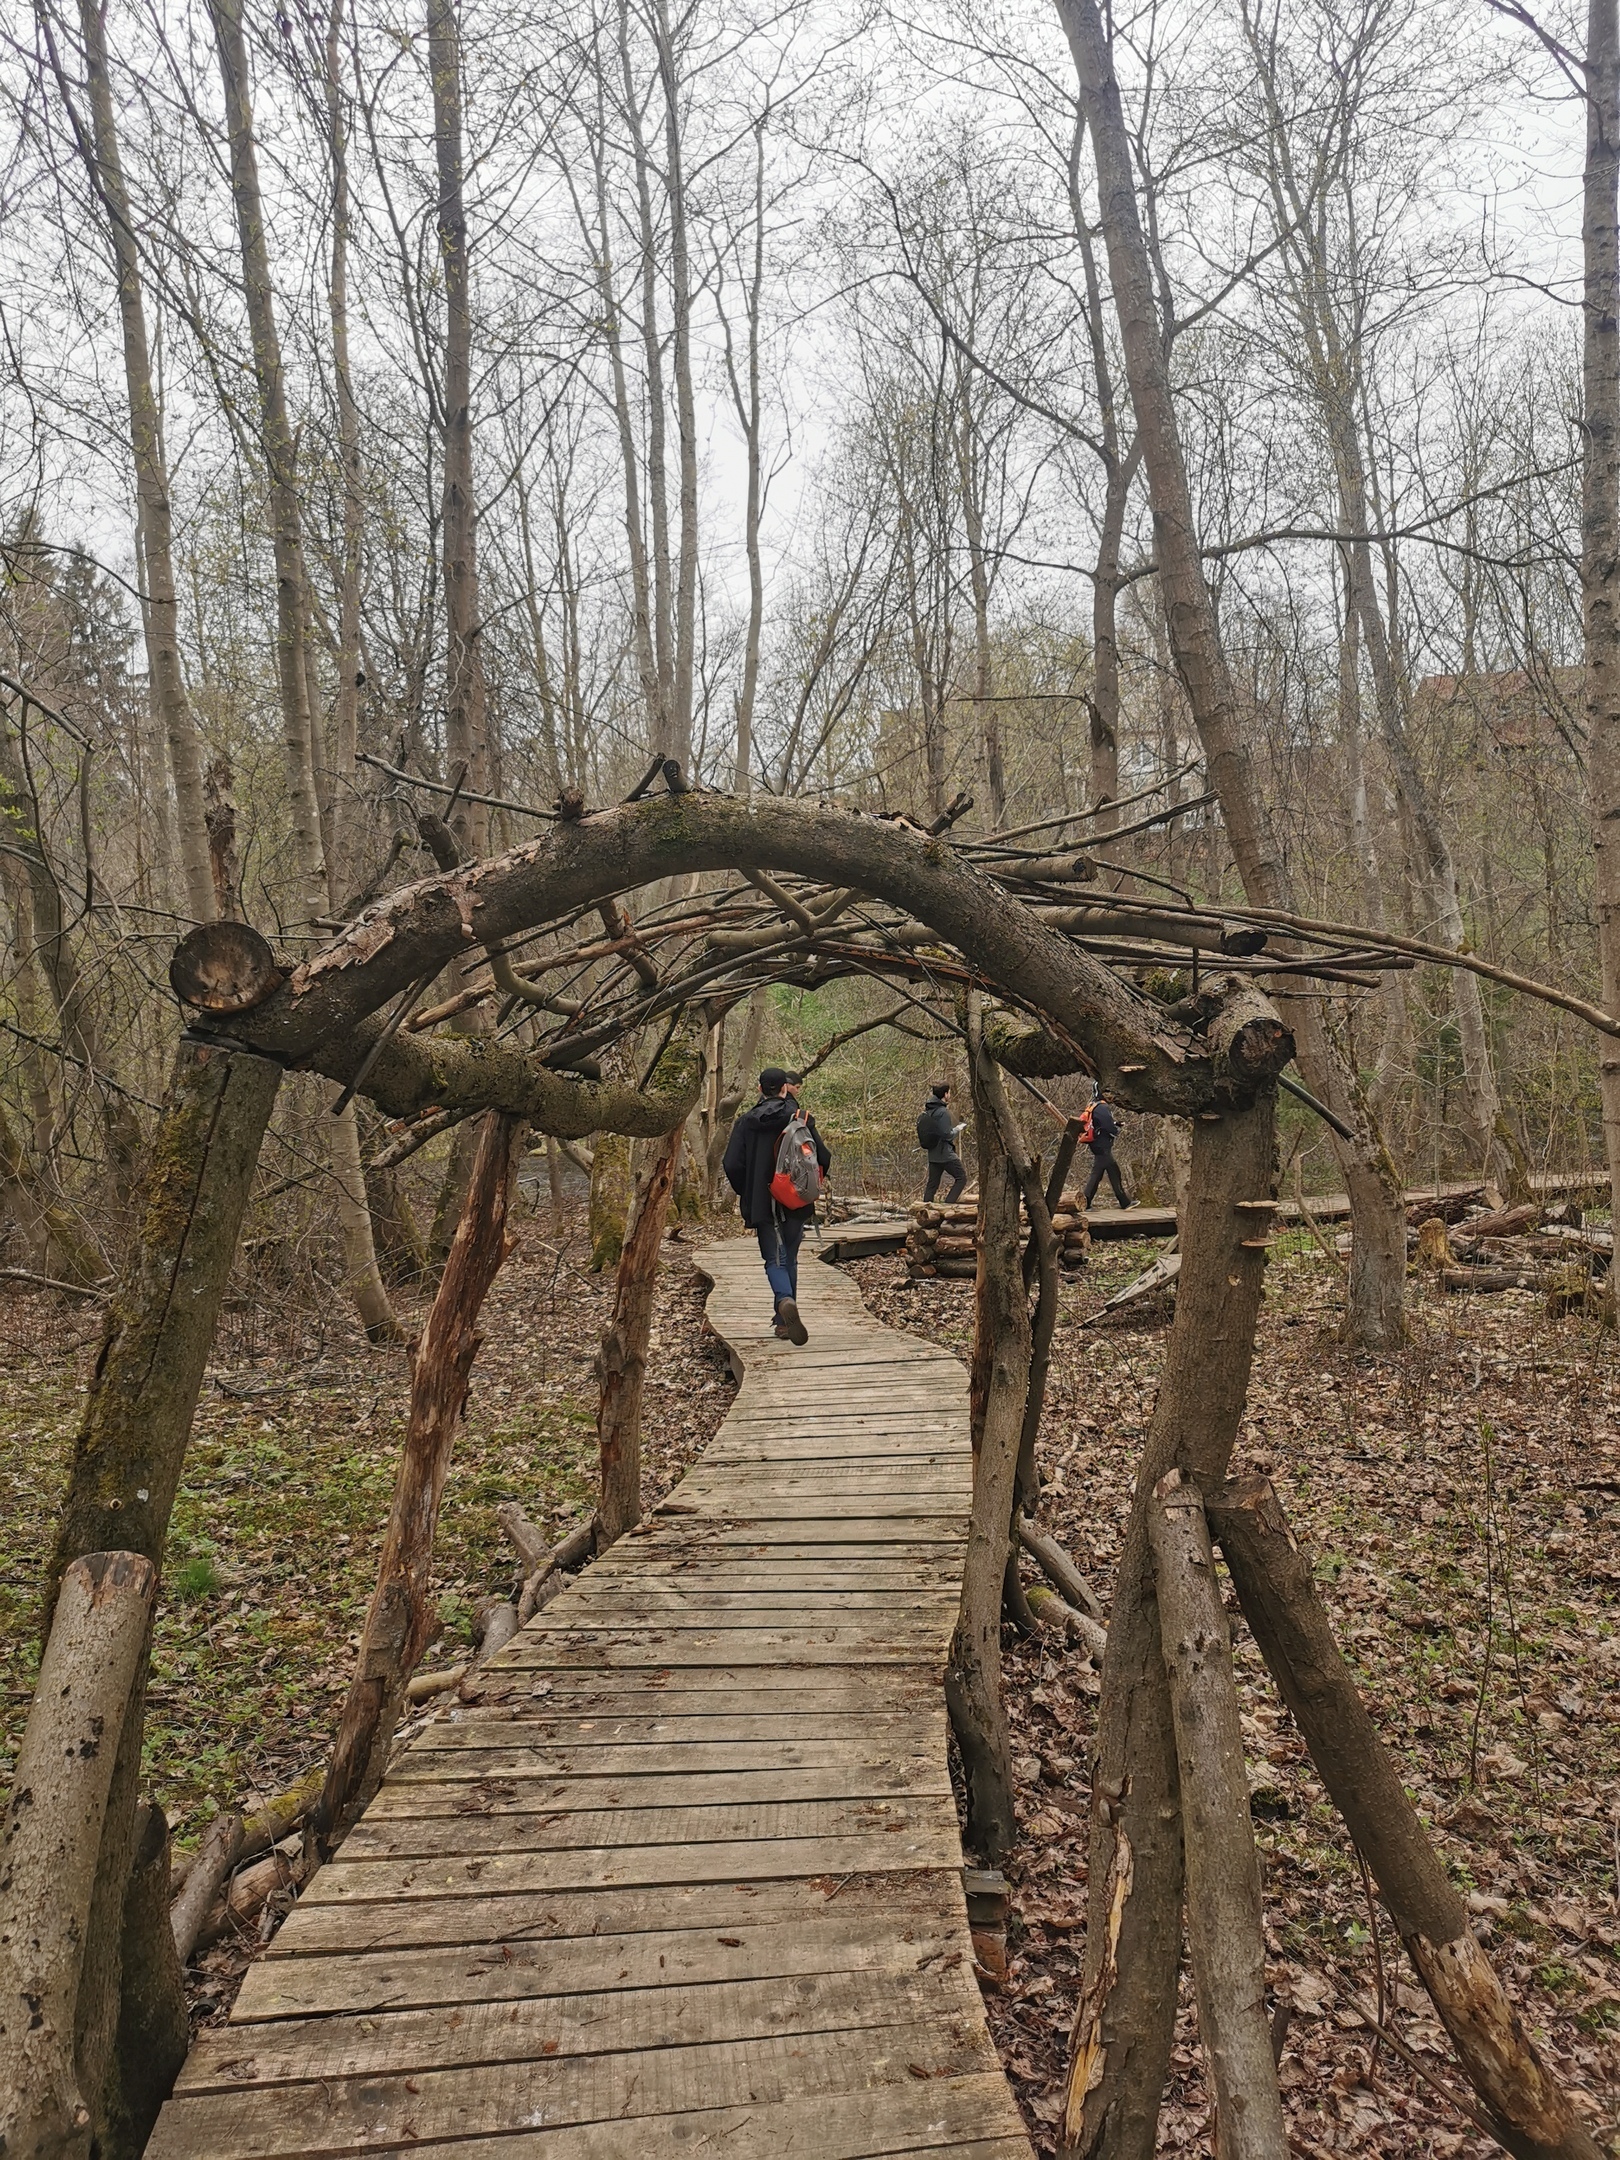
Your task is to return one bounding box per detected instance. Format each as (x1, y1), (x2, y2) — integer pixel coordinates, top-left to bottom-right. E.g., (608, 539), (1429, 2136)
(758, 1066), (790, 1094)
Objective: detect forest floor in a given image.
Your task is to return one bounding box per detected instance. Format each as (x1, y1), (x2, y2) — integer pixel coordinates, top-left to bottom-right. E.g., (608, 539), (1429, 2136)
(2, 1192), (1617, 2153)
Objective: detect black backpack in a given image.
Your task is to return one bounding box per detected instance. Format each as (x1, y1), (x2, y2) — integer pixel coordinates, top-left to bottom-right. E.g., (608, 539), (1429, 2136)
(916, 1109), (934, 1149)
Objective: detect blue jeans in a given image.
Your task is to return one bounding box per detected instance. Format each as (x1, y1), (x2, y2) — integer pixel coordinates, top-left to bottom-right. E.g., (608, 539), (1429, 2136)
(756, 1208), (807, 1308)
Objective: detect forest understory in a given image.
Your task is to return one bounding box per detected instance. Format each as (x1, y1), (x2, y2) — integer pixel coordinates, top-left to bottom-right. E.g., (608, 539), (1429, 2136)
(3, 1202), (1617, 2155)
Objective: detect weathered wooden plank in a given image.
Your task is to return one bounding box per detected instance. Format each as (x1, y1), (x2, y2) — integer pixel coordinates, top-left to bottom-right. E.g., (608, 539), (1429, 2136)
(298, 1826), (966, 1904)
(339, 1790), (959, 1861)
(389, 1732), (944, 1779)
(370, 1759), (950, 1816)
(236, 1908), (970, 2021)
(258, 1868), (968, 1961)
(151, 2067), (1026, 2160)
(400, 1712), (942, 1754)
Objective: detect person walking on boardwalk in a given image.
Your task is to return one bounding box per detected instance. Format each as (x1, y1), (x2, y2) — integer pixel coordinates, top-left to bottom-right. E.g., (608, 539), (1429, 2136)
(916, 1082), (967, 1202)
(1082, 1085), (1131, 1209)
(722, 1067), (831, 1345)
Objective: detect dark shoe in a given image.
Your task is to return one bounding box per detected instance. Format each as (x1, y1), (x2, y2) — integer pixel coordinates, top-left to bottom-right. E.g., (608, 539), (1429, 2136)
(777, 1297), (809, 1345)
(773, 1320), (792, 1339)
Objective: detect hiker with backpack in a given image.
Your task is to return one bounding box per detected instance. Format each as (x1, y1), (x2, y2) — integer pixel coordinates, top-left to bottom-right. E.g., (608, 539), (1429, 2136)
(916, 1082), (967, 1202)
(722, 1067), (832, 1345)
(1079, 1085), (1131, 1209)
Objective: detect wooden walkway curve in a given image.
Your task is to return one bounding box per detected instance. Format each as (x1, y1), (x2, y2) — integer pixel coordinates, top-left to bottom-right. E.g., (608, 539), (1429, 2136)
(149, 1231), (1034, 2159)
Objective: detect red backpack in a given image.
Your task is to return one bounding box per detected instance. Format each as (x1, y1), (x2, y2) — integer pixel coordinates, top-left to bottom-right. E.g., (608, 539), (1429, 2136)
(769, 1110), (823, 1210)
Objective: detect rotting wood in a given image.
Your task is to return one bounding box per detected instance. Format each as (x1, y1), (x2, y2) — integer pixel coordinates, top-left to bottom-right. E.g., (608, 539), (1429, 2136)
(1148, 1472), (1286, 2159)
(0, 1550), (157, 2160)
(309, 1110), (525, 1859)
(1208, 1475), (1602, 2160)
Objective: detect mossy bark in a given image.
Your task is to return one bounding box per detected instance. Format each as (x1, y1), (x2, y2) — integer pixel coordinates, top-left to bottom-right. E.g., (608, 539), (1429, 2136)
(47, 1037), (282, 1611)
(588, 1131), (634, 1270)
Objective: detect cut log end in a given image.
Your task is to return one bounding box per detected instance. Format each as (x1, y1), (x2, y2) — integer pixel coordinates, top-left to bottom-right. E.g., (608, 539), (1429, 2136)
(169, 922), (286, 1014)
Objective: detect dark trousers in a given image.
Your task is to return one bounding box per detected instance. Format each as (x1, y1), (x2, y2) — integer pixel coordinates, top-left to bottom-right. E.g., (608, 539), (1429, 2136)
(1084, 1144), (1128, 1208)
(756, 1208), (807, 1307)
(923, 1154), (967, 1202)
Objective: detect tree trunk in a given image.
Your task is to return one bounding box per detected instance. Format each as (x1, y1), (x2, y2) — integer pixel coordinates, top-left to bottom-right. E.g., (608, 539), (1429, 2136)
(1209, 1477), (1603, 2160)
(1061, 1089), (1277, 2160)
(945, 1030), (1029, 1860)
(426, 0), (490, 861)
(588, 1130), (635, 1270)
(1148, 1473), (1287, 2160)
(102, 1801), (188, 2160)
(596, 1120), (683, 1545)
(652, 0), (698, 773)
(1057, 0), (1407, 1353)
(48, 1038), (281, 1601)
(0, 1551), (157, 2160)
(69, 0), (214, 925)
(1586, 0), (1620, 1251)
(310, 1110), (525, 1856)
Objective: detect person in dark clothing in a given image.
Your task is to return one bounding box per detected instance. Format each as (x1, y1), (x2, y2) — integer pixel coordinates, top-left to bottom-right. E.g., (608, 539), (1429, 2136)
(1083, 1088), (1130, 1208)
(917, 1082), (967, 1202)
(721, 1068), (832, 1344)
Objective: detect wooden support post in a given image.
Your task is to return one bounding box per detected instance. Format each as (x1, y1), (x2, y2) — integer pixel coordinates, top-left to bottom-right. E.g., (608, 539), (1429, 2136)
(0, 1551), (157, 2160)
(1148, 1473), (1287, 2160)
(1208, 1477), (1604, 2160)
(596, 1120), (684, 1546)
(946, 1029), (1028, 1860)
(310, 1109), (525, 1855)
(1063, 1082), (1278, 2160)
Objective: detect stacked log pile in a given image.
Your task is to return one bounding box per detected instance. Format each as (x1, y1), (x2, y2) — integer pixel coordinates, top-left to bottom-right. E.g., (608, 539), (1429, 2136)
(906, 1197), (1093, 1279)
(1406, 1195), (1612, 1312)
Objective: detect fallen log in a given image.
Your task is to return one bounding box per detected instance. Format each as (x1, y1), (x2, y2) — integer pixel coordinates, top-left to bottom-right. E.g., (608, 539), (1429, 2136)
(0, 1551), (158, 2160)
(405, 1662), (466, 1704)
(170, 1808), (244, 1964)
(1026, 1581), (1108, 1661)
(1461, 1202), (1541, 1239)
(1440, 1266), (1549, 1294)
(1208, 1476), (1603, 2160)
(169, 1761), (325, 1895)
(194, 1845), (303, 1954)
(1017, 1515), (1106, 1625)
(1149, 1473), (1287, 2159)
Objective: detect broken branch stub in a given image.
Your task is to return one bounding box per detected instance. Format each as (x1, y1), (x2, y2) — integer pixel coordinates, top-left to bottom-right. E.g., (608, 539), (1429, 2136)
(0, 1551), (157, 2160)
(168, 921), (284, 1014)
(1207, 1475), (1602, 2160)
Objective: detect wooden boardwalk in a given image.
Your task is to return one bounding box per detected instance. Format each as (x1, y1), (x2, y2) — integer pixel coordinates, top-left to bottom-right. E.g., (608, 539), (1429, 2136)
(149, 1234), (1033, 2159)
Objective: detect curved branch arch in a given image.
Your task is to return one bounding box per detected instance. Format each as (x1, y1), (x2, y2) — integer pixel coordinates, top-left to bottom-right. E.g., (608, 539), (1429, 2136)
(215, 794), (1291, 1119)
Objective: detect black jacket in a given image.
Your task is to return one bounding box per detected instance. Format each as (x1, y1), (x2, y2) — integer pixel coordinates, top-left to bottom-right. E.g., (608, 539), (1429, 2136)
(722, 1095), (832, 1228)
(1088, 1099), (1119, 1152)
(917, 1098), (959, 1163)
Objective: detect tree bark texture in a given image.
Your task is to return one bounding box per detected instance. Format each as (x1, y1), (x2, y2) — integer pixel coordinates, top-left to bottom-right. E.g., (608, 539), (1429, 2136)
(102, 1801), (188, 2160)
(426, 0), (490, 863)
(310, 1110), (525, 1856)
(0, 1551), (156, 2160)
(1056, 0), (1408, 1351)
(945, 1035), (1029, 1861)
(1585, 0), (1620, 1254)
(1148, 1474), (1287, 2160)
(1208, 1477), (1603, 2160)
(48, 1038), (281, 1602)
(596, 1121), (683, 1545)
(1062, 1090), (1277, 2160)
(72, 0), (214, 925)
(220, 794), (1294, 1123)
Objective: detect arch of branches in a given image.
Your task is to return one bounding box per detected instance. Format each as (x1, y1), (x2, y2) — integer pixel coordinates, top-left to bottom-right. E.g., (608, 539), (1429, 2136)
(1, 786), (1599, 2160)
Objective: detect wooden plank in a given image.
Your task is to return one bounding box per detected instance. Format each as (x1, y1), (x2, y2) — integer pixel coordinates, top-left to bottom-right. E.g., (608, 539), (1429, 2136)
(391, 1730), (944, 1777)
(236, 1909), (971, 2021)
(151, 2066), (1026, 2160)
(298, 1826), (966, 1903)
(258, 1868), (969, 1961)
(339, 1791), (960, 1860)
(369, 1760), (951, 1816)
(403, 1711), (945, 1752)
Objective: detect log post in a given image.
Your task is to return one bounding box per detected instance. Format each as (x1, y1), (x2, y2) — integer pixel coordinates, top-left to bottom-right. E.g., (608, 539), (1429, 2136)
(1063, 1083), (1278, 2160)
(1148, 1473), (1287, 2160)
(1208, 1477), (1603, 2160)
(596, 1121), (684, 1546)
(0, 1551), (157, 2160)
(309, 1109), (525, 1857)
(946, 1029), (1029, 1859)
